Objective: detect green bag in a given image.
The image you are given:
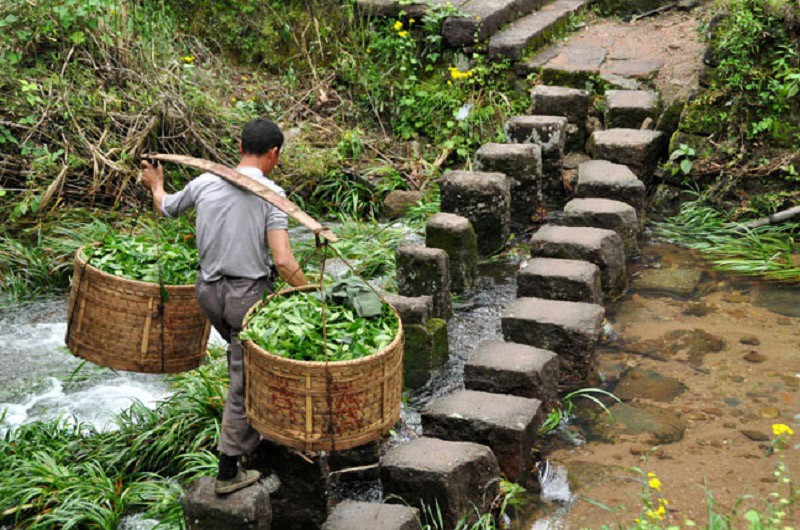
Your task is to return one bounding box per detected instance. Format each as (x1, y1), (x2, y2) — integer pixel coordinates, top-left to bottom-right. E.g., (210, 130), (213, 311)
(323, 277), (382, 318)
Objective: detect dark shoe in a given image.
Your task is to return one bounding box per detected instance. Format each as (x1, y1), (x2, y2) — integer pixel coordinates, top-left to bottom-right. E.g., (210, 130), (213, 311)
(214, 468), (261, 495)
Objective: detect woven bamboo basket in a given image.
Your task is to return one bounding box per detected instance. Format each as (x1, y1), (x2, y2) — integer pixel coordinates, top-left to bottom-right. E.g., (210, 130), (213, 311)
(242, 285), (404, 452)
(65, 246), (211, 373)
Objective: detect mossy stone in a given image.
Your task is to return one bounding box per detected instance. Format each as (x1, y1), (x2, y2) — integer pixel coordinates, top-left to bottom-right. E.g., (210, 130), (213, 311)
(403, 318), (449, 389)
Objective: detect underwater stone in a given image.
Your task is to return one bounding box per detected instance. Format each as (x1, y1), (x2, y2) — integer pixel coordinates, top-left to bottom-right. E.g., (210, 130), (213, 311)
(475, 143), (543, 225)
(561, 198), (640, 258)
(516, 257), (602, 304)
(396, 245), (452, 320)
(604, 90), (660, 129)
(440, 170), (511, 256)
(322, 501), (421, 530)
(575, 160), (646, 216)
(403, 318), (449, 389)
(381, 437), (500, 529)
(426, 213), (479, 293)
(588, 128), (665, 180)
(182, 477), (272, 530)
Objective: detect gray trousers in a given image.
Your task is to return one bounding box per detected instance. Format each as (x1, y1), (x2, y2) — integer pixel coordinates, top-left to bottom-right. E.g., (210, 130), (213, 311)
(195, 276), (272, 457)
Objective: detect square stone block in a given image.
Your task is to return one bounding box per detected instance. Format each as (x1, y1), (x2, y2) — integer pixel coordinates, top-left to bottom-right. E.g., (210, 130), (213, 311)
(475, 142), (543, 224)
(381, 437), (500, 530)
(403, 318), (449, 389)
(426, 213), (478, 293)
(575, 160), (646, 215)
(506, 116), (568, 195)
(529, 225), (627, 300)
(182, 477), (272, 530)
(397, 245), (452, 320)
(530, 85), (590, 131)
(384, 295), (432, 326)
(502, 297), (604, 390)
(517, 257), (601, 304)
(604, 90), (660, 129)
(441, 170), (511, 256)
(588, 128), (665, 180)
(562, 198), (639, 258)
(322, 501), (421, 530)
(464, 340), (559, 407)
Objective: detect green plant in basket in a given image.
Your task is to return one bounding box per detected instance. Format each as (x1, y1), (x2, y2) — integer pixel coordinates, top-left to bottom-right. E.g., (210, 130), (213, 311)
(241, 290), (399, 362)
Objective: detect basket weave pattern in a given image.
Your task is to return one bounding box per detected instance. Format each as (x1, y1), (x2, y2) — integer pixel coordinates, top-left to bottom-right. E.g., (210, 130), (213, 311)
(66, 249), (211, 373)
(243, 285), (404, 452)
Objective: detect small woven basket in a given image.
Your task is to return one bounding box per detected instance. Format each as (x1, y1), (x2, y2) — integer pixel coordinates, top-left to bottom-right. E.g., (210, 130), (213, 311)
(66, 246), (211, 373)
(242, 285), (403, 452)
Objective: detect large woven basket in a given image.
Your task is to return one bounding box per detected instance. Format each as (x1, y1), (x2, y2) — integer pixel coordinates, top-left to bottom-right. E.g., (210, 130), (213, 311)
(65, 247), (211, 373)
(242, 285), (403, 452)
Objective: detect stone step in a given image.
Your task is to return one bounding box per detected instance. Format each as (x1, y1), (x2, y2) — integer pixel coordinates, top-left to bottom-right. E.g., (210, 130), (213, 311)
(355, 0), (434, 17)
(588, 128), (666, 180)
(322, 501), (421, 530)
(182, 477), (272, 530)
(380, 437), (500, 529)
(575, 160), (646, 215)
(442, 0), (543, 48)
(530, 85), (589, 130)
(475, 142), (542, 224)
(517, 257), (601, 304)
(488, 0), (588, 61)
(426, 213), (479, 293)
(530, 224), (627, 300)
(506, 116), (567, 196)
(561, 198), (639, 258)
(604, 89), (661, 129)
(502, 297), (604, 390)
(441, 170), (511, 256)
(464, 339), (559, 405)
(421, 389), (544, 483)
(396, 245), (452, 320)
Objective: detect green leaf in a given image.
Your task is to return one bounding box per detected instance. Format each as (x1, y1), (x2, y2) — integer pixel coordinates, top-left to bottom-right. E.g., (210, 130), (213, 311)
(69, 31), (86, 45)
(680, 158), (693, 175)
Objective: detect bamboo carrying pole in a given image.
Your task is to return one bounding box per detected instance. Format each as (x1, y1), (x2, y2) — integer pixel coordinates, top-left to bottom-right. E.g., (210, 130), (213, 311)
(744, 205), (800, 230)
(144, 153), (339, 243)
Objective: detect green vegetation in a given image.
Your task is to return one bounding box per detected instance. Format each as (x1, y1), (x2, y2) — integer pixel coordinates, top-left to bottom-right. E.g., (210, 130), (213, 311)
(539, 388), (621, 436)
(241, 290), (399, 362)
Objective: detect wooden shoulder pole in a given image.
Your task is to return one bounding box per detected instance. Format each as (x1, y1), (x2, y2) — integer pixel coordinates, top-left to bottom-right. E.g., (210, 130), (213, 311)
(145, 153), (338, 243)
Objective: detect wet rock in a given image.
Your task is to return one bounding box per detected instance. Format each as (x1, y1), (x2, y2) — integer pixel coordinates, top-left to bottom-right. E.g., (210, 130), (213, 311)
(613, 367), (686, 403)
(421, 390), (544, 483)
(743, 351), (766, 364)
(586, 402), (686, 444)
(739, 429), (770, 442)
(604, 90), (660, 129)
(759, 406), (780, 419)
(396, 245), (452, 320)
(385, 295), (432, 326)
(682, 302), (718, 317)
(627, 329), (725, 367)
(588, 128), (665, 180)
(322, 502), (420, 530)
(464, 340), (560, 407)
(506, 115), (568, 190)
(441, 170), (511, 256)
(426, 213), (478, 293)
(517, 257), (602, 304)
(753, 285), (800, 318)
(564, 460), (621, 492)
(575, 160), (646, 216)
(182, 477), (272, 530)
(724, 398), (741, 408)
(632, 269), (702, 299)
(383, 190), (422, 219)
(475, 143), (543, 224)
(381, 437), (500, 530)
(404, 318), (449, 389)
(740, 336), (760, 346)
(561, 198), (639, 259)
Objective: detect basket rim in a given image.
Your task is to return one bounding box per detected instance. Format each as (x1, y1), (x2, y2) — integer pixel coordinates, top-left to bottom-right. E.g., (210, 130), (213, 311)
(75, 244), (198, 291)
(242, 284), (404, 368)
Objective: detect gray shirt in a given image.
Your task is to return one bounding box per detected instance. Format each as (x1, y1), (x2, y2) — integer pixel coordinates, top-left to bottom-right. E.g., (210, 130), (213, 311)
(162, 166), (289, 282)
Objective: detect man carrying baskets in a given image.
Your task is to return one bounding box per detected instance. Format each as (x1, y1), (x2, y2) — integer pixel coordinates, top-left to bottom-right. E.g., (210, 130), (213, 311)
(141, 119), (308, 495)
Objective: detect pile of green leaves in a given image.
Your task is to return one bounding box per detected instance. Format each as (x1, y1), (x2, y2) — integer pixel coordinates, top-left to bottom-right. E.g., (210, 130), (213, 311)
(82, 219), (199, 285)
(242, 290), (399, 362)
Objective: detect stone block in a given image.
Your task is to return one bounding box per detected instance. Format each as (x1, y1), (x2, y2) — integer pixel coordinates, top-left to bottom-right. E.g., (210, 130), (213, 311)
(530, 85), (590, 132)
(529, 225), (627, 300)
(588, 128), (665, 180)
(441, 0), (542, 47)
(441, 170), (511, 256)
(421, 390), (543, 483)
(426, 213), (478, 293)
(384, 294), (432, 326)
(322, 501), (421, 530)
(604, 90), (660, 129)
(381, 437), (500, 529)
(355, 0), (428, 17)
(475, 143), (543, 224)
(506, 115), (568, 194)
(502, 297), (604, 390)
(396, 245), (452, 320)
(182, 477), (271, 530)
(404, 318), (449, 389)
(464, 340), (559, 407)
(384, 190), (422, 219)
(540, 42), (607, 87)
(575, 160), (646, 216)
(562, 198), (639, 258)
(517, 257), (601, 304)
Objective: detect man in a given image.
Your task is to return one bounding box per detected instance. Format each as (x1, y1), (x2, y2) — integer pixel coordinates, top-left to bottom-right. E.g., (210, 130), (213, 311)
(141, 119), (308, 495)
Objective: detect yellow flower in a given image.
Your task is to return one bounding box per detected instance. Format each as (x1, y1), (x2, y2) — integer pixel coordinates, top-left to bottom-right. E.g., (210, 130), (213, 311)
(448, 66), (474, 80)
(230, 96), (237, 103)
(409, 18), (416, 24)
(648, 477), (662, 491)
(182, 55), (196, 63)
(394, 20), (403, 31)
(773, 424), (794, 437)
(646, 505), (666, 520)
(398, 30), (409, 37)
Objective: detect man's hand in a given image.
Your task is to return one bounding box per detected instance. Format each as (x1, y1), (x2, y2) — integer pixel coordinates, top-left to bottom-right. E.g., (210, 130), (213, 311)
(141, 160), (167, 213)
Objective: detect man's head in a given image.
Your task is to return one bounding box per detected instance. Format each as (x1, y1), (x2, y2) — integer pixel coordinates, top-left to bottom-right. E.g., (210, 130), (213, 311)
(240, 119), (283, 174)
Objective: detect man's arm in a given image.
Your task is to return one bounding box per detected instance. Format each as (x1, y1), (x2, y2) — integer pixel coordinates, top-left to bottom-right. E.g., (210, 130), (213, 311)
(267, 229), (308, 287)
(141, 160), (168, 213)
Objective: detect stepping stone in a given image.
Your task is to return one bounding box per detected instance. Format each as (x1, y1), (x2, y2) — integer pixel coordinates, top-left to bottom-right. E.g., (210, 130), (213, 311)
(588, 128), (665, 180)
(464, 339), (559, 406)
(426, 213), (478, 293)
(540, 42), (607, 87)
(502, 297), (604, 390)
(441, 170), (511, 256)
(575, 160), (646, 216)
(604, 90), (660, 129)
(397, 245), (452, 320)
(322, 501), (421, 530)
(488, 0), (588, 61)
(602, 58), (664, 81)
(355, 0), (429, 17)
(422, 390), (544, 483)
(475, 142), (543, 224)
(506, 116), (567, 193)
(384, 295), (447, 388)
(529, 225), (627, 300)
(182, 477), (271, 530)
(530, 85), (590, 131)
(561, 198), (639, 258)
(381, 437), (500, 529)
(385, 294), (433, 326)
(517, 257), (601, 304)
(442, 0), (543, 48)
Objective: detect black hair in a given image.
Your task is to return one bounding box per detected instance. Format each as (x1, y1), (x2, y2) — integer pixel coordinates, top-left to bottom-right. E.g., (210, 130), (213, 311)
(241, 119), (284, 156)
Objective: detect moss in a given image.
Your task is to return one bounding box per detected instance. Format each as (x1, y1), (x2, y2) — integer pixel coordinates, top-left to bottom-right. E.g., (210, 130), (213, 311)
(403, 318), (449, 389)
(677, 95), (728, 136)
